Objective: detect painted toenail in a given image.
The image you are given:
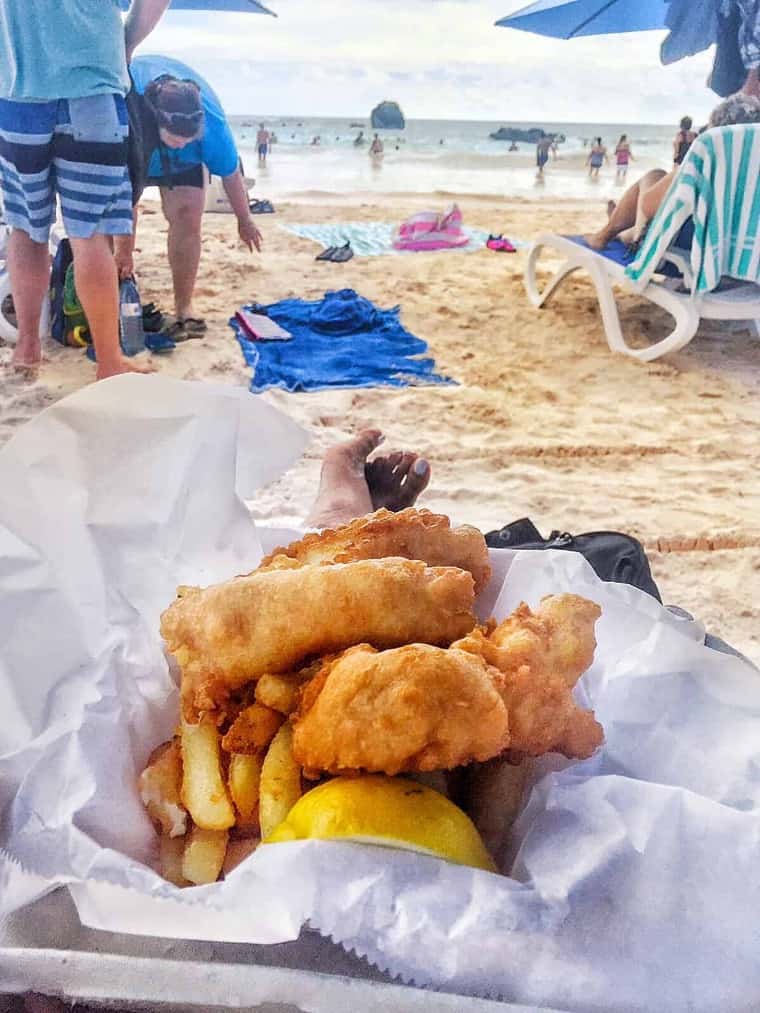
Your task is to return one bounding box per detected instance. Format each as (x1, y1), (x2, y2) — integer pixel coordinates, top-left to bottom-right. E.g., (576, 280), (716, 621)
(413, 459), (429, 476)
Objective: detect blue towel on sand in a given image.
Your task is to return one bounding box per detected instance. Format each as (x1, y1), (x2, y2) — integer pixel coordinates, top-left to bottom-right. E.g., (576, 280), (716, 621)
(231, 289), (456, 393)
(281, 221), (498, 256)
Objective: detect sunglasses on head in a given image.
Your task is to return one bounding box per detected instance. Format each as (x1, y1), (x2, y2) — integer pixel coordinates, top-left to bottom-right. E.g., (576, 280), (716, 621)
(147, 74), (204, 137)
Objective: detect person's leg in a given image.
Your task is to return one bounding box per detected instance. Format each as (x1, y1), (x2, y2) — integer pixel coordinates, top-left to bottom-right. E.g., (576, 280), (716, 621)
(586, 168), (666, 249)
(0, 98), (57, 375)
(160, 183), (205, 321)
(306, 430), (430, 529)
(68, 234), (150, 379)
(7, 230), (49, 372)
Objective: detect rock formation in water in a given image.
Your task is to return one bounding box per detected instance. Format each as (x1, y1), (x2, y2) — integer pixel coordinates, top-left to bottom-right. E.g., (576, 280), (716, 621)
(371, 101), (405, 130)
(490, 126), (565, 143)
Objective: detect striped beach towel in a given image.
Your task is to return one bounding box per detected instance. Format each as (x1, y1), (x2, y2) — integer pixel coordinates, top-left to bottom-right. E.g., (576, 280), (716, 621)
(626, 124), (760, 294)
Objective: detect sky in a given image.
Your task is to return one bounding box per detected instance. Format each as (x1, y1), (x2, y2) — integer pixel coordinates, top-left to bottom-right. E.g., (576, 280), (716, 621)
(145, 0), (717, 125)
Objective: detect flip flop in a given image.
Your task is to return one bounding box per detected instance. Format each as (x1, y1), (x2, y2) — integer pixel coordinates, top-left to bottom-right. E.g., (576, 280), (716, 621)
(329, 242), (354, 263)
(486, 235), (516, 252)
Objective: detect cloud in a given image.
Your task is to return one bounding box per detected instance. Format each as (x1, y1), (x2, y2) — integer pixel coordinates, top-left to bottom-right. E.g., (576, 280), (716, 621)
(144, 0), (716, 123)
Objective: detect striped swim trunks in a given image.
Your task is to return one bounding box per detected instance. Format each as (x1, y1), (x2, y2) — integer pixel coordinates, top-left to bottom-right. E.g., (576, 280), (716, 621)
(0, 94), (133, 244)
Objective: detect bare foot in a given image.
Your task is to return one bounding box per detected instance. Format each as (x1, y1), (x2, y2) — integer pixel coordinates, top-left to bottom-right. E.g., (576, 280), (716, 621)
(96, 356), (156, 380)
(306, 430), (432, 529)
(306, 429), (383, 528)
(584, 230), (610, 251)
(10, 337), (43, 377)
(365, 451), (430, 511)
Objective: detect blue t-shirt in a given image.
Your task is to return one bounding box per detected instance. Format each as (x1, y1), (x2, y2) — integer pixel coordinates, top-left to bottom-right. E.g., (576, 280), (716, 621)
(130, 55), (239, 179)
(0, 0), (128, 101)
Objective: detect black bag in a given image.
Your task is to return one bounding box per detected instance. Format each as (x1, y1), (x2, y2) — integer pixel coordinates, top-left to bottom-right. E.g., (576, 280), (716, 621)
(484, 518), (661, 602)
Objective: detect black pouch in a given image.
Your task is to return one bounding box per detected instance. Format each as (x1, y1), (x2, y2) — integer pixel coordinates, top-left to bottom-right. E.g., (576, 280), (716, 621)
(484, 518), (662, 602)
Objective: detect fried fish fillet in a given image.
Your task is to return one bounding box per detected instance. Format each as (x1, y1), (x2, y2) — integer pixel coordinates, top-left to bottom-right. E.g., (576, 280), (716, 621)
(160, 558), (477, 721)
(454, 594), (603, 759)
(257, 508), (492, 594)
(292, 594), (602, 776)
(292, 643), (510, 775)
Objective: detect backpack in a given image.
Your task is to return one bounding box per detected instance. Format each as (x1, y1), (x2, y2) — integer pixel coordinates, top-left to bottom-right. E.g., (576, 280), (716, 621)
(49, 237), (74, 346)
(484, 517), (662, 602)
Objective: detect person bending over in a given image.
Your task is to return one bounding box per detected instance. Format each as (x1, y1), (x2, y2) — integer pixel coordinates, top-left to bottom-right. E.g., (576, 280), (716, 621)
(115, 55), (262, 342)
(586, 93), (760, 252)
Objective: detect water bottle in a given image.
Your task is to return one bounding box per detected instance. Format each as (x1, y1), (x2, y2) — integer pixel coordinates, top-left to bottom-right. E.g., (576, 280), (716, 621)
(119, 276), (144, 356)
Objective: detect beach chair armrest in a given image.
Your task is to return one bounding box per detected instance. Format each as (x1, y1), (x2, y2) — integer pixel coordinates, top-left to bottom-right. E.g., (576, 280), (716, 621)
(661, 249), (693, 287)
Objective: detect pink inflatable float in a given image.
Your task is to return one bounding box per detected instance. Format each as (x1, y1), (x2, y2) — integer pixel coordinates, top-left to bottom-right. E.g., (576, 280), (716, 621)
(392, 204), (470, 251)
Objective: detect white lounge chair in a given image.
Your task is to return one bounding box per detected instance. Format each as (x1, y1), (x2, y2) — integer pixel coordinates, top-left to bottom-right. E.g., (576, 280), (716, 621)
(524, 124), (760, 362)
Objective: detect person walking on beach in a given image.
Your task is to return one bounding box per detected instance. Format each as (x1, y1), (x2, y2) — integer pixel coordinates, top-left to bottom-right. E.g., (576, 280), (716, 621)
(673, 116), (697, 165)
(116, 55), (262, 342)
(587, 137), (608, 179)
(0, 0), (170, 379)
(256, 123), (271, 164)
(535, 135), (553, 178)
(614, 134), (634, 182)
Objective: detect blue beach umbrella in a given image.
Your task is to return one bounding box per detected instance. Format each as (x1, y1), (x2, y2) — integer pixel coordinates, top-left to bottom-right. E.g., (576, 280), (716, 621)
(118, 0), (275, 13)
(496, 0), (667, 39)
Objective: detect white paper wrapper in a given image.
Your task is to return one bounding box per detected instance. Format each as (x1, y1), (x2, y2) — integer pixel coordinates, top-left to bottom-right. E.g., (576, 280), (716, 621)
(2, 375), (760, 1012)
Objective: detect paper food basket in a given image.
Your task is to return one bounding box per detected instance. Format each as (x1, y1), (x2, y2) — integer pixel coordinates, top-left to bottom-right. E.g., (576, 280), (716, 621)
(3, 376), (760, 1013)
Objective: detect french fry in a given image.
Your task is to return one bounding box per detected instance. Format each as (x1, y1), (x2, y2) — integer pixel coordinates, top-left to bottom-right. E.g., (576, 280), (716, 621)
(255, 672), (308, 716)
(228, 752), (262, 829)
(159, 833), (190, 887)
(180, 717), (236, 831)
(467, 753), (531, 864)
(221, 703), (283, 755)
(139, 737), (188, 837)
(259, 723), (302, 840)
(181, 825), (229, 885)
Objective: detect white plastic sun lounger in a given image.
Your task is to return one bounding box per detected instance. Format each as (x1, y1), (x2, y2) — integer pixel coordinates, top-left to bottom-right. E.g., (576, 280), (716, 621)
(524, 124), (760, 362)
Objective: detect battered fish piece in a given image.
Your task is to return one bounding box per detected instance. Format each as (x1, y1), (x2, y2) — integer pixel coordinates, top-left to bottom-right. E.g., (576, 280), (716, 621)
(258, 508), (492, 594)
(160, 558), (477, 721)
(292, 644), (510, 775)
(454, 594), (603, 759)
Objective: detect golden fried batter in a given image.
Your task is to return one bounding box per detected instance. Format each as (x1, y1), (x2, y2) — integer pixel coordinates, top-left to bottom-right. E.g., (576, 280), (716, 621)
(160, 558), (477, 721)
(292, 644), (510, 775)
(258, 508), (492, 594)
(454, 594), (603, 759)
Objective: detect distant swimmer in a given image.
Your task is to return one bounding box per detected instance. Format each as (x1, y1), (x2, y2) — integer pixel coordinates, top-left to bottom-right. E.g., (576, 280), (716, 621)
(354, 130), (365, 147)
(614, 133), (634, 182)
(311, 135), (321, 145)
(508, 140), (518, 151)
(586, 136), (608, 180)
(439, 138), (444, 145)
(535, 135), (553, 178)
(256, 122), (271, 165)
(369, 133), (384, 157)
(673, 115), (697, 166)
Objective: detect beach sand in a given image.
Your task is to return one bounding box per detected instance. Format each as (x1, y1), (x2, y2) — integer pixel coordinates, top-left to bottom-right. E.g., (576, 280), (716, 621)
(1, 193), (759, 661)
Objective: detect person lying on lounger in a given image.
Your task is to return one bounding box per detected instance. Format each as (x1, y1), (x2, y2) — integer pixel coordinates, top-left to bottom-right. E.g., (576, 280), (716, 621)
(586, 93), (760, 253)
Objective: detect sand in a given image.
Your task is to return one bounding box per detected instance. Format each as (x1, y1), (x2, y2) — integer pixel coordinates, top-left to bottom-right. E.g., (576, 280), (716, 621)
(1, 193), (759, 662)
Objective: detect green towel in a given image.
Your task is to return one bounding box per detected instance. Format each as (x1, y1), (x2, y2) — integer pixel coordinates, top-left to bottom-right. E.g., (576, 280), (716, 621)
(626, 124), (760, 294)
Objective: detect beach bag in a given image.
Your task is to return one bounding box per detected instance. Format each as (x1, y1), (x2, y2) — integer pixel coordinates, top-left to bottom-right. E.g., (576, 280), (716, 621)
(484, 518), (662, 601)
(49, 238), (80, 346)
(63, 264), (90, 346)
(393, 204), (469, 251)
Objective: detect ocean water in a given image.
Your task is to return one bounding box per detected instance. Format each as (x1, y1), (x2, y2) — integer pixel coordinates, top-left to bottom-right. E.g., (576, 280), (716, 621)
(231, 116), (679, 199)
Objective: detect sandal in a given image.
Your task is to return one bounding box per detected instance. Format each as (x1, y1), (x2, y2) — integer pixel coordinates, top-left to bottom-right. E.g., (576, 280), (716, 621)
(162, 319), (205, 342)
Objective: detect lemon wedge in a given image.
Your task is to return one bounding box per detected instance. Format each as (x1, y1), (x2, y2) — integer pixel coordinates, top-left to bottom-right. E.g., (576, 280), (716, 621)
(266, 774), (496, 872)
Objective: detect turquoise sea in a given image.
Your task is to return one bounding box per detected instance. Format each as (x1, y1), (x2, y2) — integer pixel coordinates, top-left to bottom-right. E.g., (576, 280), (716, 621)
(230, 115), (681, 198)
